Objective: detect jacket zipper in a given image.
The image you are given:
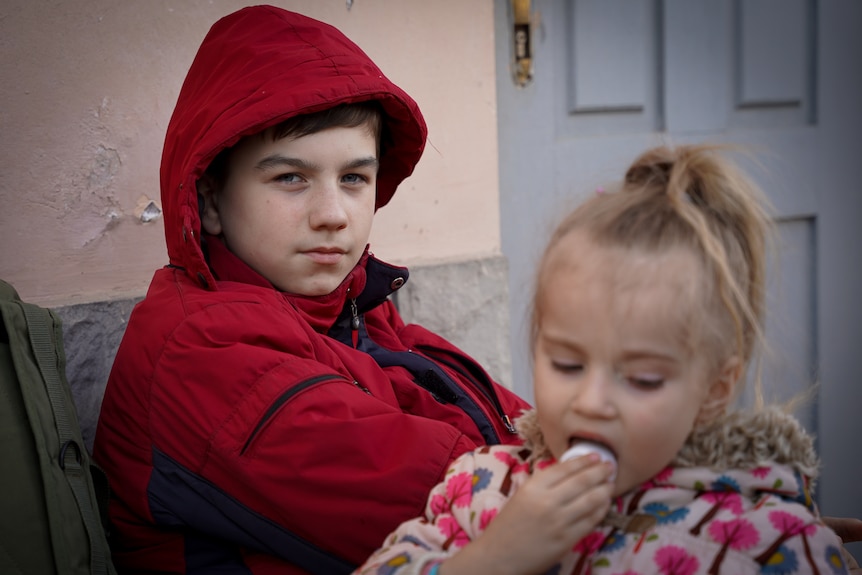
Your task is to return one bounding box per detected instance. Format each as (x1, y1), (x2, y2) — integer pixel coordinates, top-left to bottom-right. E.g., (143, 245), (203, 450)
(414, 345), (517, 434)
(240, 374), (351, 455)
(342, 302), (512, 441)
(350, 298), (360, 348)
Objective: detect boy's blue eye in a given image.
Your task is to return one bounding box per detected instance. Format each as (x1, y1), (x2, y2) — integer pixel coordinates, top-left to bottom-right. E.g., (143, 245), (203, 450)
(275, 173), (302, 184)
(342, 173), (367, 184)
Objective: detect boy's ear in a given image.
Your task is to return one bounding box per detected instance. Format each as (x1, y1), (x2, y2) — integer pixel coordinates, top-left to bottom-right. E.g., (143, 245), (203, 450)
(697, 356), (742, 425)
(197, 175), (223, 235)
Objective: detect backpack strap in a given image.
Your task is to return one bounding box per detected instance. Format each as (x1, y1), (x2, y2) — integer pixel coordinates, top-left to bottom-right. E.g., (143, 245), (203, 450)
(22, 304), (114, 575)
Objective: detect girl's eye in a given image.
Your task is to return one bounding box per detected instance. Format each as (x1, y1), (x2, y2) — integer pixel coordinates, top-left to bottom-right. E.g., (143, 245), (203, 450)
(551, 360), (583, 374)
(628, 375), (665, 390)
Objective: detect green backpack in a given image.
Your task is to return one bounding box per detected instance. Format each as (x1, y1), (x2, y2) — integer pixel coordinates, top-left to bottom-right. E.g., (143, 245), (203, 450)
(0, 280), (116, 575)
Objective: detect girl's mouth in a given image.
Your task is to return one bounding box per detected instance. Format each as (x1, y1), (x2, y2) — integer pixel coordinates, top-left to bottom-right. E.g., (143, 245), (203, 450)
(562, 437), (618, 480)
(567, 435), (616, 459)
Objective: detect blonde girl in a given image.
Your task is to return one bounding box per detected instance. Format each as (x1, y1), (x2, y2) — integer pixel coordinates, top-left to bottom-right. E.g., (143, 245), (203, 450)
(354, 144), (850, 575)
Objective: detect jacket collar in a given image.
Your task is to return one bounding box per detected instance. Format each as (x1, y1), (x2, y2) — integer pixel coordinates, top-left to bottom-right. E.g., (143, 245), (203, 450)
(516, 405), (819, 481)
(205, 233), (408, 333)
(517, 407), (820, 533)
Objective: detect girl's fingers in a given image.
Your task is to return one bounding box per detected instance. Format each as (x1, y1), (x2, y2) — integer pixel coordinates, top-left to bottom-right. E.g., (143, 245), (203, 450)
(542, 453), (608, 485)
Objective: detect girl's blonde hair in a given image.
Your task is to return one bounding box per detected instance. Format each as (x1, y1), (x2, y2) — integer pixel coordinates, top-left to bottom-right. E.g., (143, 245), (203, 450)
(532, 144), (774, 384)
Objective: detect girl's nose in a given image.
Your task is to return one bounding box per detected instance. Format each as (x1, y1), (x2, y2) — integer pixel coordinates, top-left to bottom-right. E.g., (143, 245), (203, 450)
(309, 182), (348, 230)
(572, 368), (616, 418)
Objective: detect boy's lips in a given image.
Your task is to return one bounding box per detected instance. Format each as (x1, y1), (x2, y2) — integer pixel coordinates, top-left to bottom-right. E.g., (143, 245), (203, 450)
(304, 247), (346, 265)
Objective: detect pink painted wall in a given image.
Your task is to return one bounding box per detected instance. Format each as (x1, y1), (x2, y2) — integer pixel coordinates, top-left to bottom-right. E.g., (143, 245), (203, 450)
(0, 1), (501, 306)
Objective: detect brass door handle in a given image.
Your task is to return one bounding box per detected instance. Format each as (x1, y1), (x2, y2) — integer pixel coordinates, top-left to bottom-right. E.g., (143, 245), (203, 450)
(513, 0), (533, 86)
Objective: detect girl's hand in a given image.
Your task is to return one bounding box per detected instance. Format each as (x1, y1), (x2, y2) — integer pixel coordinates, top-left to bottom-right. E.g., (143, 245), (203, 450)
(440, 453), (614, 575)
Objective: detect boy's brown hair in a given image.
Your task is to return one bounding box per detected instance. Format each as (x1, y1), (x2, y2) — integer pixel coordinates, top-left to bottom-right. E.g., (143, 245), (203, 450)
(202, 101), (385, 188)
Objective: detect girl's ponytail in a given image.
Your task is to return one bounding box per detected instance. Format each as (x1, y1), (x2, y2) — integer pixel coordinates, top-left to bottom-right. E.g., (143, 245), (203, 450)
(625, 144), (774, 367)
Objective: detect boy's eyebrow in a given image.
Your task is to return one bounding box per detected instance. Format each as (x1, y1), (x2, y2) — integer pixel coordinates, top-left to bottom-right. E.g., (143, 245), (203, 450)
(255, 154), (379, 171)
(343, 156), (380, 170)
(255, 155), (310, 171)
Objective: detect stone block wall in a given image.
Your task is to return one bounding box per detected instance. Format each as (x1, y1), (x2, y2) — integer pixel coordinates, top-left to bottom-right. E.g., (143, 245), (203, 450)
(54, 296), (141, 453)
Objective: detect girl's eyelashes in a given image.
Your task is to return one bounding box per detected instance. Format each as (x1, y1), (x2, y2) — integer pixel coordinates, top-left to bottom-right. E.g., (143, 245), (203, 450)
(627, 375), (665, 390)
(550, 360), (584, 374)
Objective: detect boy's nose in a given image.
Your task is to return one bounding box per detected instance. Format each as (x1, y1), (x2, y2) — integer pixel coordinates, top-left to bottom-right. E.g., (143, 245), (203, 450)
(309, 183), (348, 230)
(572, 369), (616, 418)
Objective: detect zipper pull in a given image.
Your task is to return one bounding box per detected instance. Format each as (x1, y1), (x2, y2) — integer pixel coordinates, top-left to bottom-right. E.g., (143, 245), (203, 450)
(353, 380), (371, 395)
(350, 298), (359, 348)
(502, 414), (516, 434)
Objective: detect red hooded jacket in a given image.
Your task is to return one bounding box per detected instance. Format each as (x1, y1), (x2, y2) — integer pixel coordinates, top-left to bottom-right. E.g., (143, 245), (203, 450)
(93, 6), (529, 574)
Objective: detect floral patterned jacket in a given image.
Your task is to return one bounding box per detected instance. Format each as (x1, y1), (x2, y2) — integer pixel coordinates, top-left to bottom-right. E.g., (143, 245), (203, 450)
(355, 407), (850, 575)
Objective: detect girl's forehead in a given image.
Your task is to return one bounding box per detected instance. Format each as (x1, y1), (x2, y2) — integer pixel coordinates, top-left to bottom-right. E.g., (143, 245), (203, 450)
(542, 233), (706, 336)
(548, 231), (703, 285)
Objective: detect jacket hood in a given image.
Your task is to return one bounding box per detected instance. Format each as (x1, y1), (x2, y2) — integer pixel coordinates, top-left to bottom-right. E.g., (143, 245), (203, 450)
(160, 5), (427, 288)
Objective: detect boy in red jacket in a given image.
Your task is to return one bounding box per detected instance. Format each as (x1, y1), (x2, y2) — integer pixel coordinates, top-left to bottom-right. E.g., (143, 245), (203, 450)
(93, 6), (529, 575)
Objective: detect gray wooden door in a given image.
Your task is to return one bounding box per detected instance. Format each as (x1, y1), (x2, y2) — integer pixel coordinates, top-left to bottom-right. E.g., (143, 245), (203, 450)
(495, 0), (862, 536)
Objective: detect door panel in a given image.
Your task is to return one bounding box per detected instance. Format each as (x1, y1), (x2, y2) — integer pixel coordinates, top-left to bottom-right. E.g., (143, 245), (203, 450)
(563, 0), (661, 135)
(496, 0), (862, 542)
(738, 0), (809, 108)
(744, 218), (817, 434)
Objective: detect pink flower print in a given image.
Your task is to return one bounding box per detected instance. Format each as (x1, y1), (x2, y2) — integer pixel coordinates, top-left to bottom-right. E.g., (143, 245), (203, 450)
(493, 451), (528, 496)
(652, 466), (675, 483)
(494, 449), (518, 466)
(571, 532), (607, 575)
(751, 466), (772, 479)
(478, 508), (497, 531)
(707, 518), (760, 574)
(437, 516), (470, 550)
(429, 472), (474, 516)
(768, 510), (818, 537)
(494, 450), (530, 473)
(654, 545), (700, 575)
(573, 531), (606, 554)
(429, 493), (448, 516)
(444, 472), (474, 509)
(701, 488), (744, 515)
(755, 510), (819, 569)
(690, 489), (744, 535)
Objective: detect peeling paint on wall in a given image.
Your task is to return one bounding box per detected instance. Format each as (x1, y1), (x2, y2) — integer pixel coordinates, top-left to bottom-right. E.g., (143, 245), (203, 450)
(82, 209), (122, 247)
(87, 144), (121, 191)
